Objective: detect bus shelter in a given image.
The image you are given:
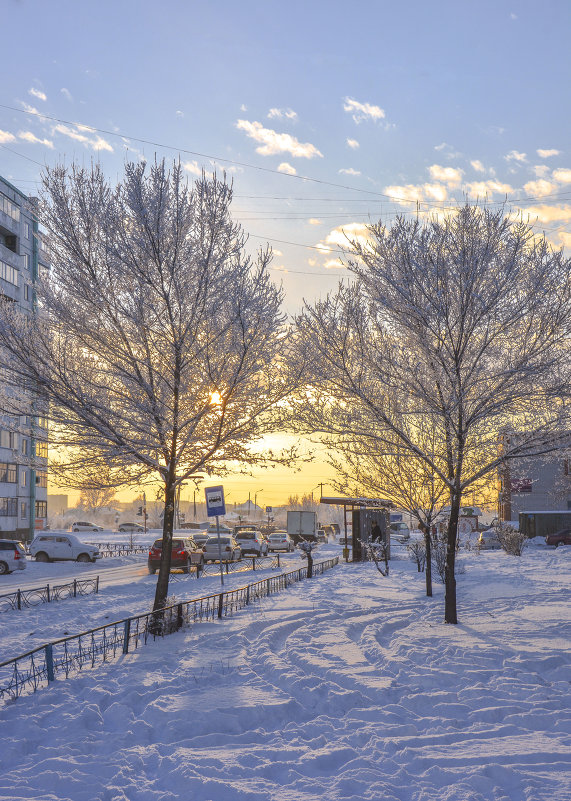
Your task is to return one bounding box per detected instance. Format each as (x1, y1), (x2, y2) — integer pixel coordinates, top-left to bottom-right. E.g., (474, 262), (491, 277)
(320, 496), (393, 561)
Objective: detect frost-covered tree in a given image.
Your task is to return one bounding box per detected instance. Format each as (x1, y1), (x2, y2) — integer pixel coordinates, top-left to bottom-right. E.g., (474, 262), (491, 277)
(294, 205), (571, 623)
(0, 160), (303, 615)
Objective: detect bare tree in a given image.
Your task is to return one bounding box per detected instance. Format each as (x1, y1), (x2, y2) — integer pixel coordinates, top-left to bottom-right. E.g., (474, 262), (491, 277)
(294, 205), (571, 623)
(0, 160), (304, 617)
(78, 487), (117, 515)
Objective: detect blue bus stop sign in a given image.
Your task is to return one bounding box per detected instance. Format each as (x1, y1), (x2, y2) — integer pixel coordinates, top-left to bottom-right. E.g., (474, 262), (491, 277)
(205, 485), (226, 518)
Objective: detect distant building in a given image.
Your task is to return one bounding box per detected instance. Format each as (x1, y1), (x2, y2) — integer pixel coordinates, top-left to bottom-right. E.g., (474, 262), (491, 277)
(499, 452), (571, 521)
(47, 494), (69, 515)
(0, 176), (49, 540)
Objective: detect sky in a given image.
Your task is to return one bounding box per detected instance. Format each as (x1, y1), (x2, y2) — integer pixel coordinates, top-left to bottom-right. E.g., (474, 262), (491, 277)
(2, 0), (570, 506)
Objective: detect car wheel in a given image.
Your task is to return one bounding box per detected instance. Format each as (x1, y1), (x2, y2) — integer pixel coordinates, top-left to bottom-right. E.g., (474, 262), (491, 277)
(72, 528), (79, 533)
(0, 561), (9, 575)
(77, 553), (91, 563)
(35, 552), (50, 563)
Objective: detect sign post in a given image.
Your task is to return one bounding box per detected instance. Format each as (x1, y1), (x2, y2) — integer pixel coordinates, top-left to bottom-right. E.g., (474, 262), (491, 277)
(205, 486), (226, 586)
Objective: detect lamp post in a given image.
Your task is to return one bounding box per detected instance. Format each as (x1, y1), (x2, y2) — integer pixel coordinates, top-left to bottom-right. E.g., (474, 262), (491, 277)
(254, 489), (263, 520)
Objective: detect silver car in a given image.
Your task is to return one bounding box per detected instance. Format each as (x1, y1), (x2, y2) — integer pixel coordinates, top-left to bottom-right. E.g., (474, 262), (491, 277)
(0, 540), (27, 574)
(267, 532), (294, 552)
(202, 536), (242, 563)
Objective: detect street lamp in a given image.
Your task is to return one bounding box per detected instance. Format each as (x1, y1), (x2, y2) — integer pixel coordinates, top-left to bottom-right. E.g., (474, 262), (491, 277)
(254, 489), (263, 520)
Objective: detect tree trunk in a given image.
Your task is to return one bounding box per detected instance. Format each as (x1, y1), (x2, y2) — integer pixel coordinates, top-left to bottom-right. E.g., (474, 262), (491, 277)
(444, 495), (460, 623)
(424, 528), (433, 598)
(307, 552), (313, 578)
(152, 475), (176, 616)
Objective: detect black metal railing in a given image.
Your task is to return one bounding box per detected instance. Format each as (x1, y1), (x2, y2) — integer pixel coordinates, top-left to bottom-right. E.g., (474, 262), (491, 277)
(87, 542), (149, 557)
(0, 577), (100, 613)
(0, 557), (339, 702)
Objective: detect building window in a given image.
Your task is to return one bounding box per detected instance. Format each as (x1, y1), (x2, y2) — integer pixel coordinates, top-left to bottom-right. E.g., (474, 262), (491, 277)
(36, 471), (47, 488)
(24, 223), (30, 239)
(0, 193), (20, 222)
(21, 438), (28, 455)
(20, 501), (27, 519)
(0, 463), (18, 483)
(0, 498), (18, 516)
(0, 259), (19, 287)
(20, 469), (27, 487)
(35, 500), (47, 518)
(35, 440), (48, 459)
(0, 430), (19, 449)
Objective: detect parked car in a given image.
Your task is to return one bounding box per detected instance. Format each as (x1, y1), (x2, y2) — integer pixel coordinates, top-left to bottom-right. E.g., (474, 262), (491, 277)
(190, 532), (210, 547)
(316, 528), (327, 543)
(148, 537), (203, 574)
(30, 534), (101, 563)
(545, 528), (571, 547)
(202, 536), (242, 563)
(234, 530), (269, 556)
(0, 540), (27, 574)
(70, 521), (104, 533)
(477, 529), (502, 550)
(267, 531), (294, 552)
(118, 522), (144, 533)
(390, 522), (410, 540)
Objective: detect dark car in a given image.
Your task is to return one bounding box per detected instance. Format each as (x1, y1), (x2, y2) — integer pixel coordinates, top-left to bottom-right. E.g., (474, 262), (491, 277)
(148, 537), (203, 574)
(545, 528), (571, 547)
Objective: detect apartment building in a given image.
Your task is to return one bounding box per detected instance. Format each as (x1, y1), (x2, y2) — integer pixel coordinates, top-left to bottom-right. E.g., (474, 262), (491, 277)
(0, 176), (49, 541)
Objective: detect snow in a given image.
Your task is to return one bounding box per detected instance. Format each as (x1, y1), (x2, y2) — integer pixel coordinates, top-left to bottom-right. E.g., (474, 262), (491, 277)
(1, 539), (570, 800)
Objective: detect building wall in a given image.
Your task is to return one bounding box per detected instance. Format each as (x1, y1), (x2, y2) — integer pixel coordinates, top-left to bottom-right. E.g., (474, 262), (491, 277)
(499, 453), (571, 521)
(0, 177), (49, 541)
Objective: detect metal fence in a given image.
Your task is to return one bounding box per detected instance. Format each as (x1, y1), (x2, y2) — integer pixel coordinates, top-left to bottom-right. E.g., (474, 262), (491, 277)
(0, 577), (100, 614)
(0, 557), (339, 702)
(88, 542), (149, 557)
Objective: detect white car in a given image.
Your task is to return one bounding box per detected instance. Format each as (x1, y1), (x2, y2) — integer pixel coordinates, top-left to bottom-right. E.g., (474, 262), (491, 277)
(202, 536), (242, 563)
(267, 532), (294, 552)
(234, 530), (269, 556)
(71, 521), (104, 533)
(0, 540), (27, 574)
(30, 534), (101, 563)
(390, 522), (410, 540)
(117, 522), (144, 532)
(477, 530), (502, 550)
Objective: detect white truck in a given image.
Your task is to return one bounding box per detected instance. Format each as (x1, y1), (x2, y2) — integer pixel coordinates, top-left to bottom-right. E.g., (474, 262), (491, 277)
(286, 510), (317, 544)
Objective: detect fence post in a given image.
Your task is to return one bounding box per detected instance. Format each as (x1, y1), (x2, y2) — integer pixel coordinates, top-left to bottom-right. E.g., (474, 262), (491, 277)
(45, 644), (55, 683)
(277, 554), (280, 569)
(46, 583), (50, 603)
(218, 593), (224, 619)
(252, 557), (256, 571)
(17, 588), (21, 610)
(123, 619), (131, 654)
(177, 603), (183, 630)
(73, 579), (77, 597)
(95, 576), (99, 594)
(246, 585), (250, 605)
(266, 578), (270, 596)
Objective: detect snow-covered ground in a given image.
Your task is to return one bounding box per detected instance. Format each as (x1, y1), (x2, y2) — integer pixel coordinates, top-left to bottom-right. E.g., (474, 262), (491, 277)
(1, 539), (570, 801)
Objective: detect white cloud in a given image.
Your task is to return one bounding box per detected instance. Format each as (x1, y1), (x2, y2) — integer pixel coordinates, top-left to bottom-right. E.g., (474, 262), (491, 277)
(0, 130), (16, 144)
(346, 138), (359, 149)
(524, 204), (571, 223)
(308, 219), (322, 226)
(523, 179), (556, 197)
(18, 131), (53, 148)
(268, 108), (297, 121)
(51, 123), (113, 152)
(236, 120), (322, 158)
(505, 150), (527, 163)
(182, 160), (202, 176)
(29, 88), (47, 101)
(557, 231), (571, 248)
(339, 167), (361, 176)
(321, 222), (371, 252)
(343, 97), (385, 124)
(240, 104), (247, 112)
(60, 88), (73, 101)
(428, 164), (463, 187)
(470, 160), (485, 173)
(537, 148), (560, 158)
(308, 258), (317, 267)
(324, 258), (345, 269)
(176, 110), (184, 118)
(434, 143), (448, 151)
(385, 184), (424, 205)
(552, 168), (571, 184)
(423, 183), (447, 202)
(464, 180), (513, 199)
(273, 250), (283, 257)
(92, 136), (113, 152)
(533, 164), (550, 178)
(277, 162), (297, 175)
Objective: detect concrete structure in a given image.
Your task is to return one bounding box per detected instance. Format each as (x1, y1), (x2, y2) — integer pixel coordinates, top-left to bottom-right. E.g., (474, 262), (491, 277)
(0, 176), (49, 541)
(499, 452), (571, 521)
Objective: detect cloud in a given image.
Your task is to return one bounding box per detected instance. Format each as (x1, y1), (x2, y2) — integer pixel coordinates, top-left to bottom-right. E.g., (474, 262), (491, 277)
(0, 130), (16, 144)
(523, 204), (571, 223)
(428, 164), (463, 186)
(277, 162), (296, 175)
(346, 138), (359, 149)
(176, 110), (184, 118)
(319, 223), (371, 255)
(29, 88), (47, 101)
(18, 131), (54, 148)
(343, 97), (385, 124)
(557, 231), (571, 248)
(464, 180), (513, 199)
(523, 179), (556, 198)
(308, 218), (322, 226)
(60, 88), (73, 101)
(470, 160), (485, 173)
(423, 183), (448, 202)
(537, 148), (560, 158)
(236, 119), (322, 158)
(324, 258), (345, 269)
(240, 104), (247, 112)
(552, 168), (571, 184)
(385, 184), (424, 205)
(434, 143), (448, 151)
(533, 164), (550, 178)
(339, 167), (361, 176)
(182, 160), (202, 176)
(268, 108), (297, 121)
(52, 123), (113, 152)
(505, 150), (527, 163)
